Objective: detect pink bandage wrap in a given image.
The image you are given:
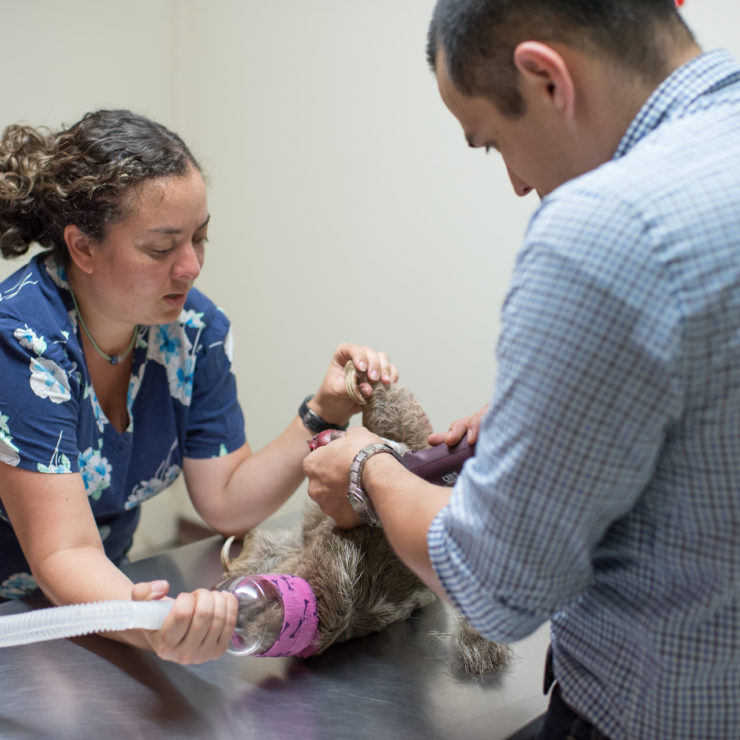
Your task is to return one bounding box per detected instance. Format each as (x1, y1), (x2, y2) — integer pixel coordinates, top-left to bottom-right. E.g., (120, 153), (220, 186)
(255, 574), (319, 658)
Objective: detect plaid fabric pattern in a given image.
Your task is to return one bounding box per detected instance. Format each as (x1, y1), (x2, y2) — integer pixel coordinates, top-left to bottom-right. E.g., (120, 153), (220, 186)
(429, 50), (740, 739)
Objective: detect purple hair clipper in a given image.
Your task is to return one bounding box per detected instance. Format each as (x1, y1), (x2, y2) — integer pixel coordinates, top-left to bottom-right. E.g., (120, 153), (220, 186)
(309, 430), (474, 486)
(400, 438), (474, 486)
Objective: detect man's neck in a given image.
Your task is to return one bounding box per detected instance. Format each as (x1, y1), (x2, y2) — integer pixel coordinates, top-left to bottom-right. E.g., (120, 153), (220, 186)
(563, 40), (703, 176)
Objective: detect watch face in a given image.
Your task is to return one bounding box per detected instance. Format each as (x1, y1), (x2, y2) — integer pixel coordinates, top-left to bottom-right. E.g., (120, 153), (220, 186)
(347, 485), (381, 527)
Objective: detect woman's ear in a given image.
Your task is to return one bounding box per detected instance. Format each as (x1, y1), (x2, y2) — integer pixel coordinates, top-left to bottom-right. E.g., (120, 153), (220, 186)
(63, 225), (96, 275)
(513, 41), (576, 119)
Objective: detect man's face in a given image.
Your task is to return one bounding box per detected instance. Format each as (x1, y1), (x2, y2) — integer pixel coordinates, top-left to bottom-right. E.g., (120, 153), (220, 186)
(435, 49), (570, 198)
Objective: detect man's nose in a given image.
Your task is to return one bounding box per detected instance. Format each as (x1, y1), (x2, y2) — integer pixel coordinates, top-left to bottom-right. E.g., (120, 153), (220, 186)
(507, 165), (533, 197)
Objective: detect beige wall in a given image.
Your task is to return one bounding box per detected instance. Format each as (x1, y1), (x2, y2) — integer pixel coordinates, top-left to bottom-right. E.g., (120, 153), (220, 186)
(0, 1), (178, 135)
(170, 0), (536, 534)
(1, 1), (737, 556)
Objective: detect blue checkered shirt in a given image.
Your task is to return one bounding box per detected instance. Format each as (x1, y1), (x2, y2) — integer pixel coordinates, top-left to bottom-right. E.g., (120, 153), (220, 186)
(429, 50), (740, 739)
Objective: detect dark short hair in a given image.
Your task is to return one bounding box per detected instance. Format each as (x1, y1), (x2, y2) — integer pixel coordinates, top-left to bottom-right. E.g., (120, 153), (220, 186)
(427, 0), (695, 118)
(0, 109), (201, 262)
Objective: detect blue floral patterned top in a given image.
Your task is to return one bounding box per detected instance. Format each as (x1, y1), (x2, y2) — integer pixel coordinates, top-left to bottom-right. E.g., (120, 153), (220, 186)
(0, 254), (246, 599)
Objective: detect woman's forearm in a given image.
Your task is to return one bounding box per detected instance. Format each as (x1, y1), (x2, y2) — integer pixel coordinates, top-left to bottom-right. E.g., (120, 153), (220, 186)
(34, 544), (157, 649)
(186, 414), (317, 534)
(225, 415), (315, 523)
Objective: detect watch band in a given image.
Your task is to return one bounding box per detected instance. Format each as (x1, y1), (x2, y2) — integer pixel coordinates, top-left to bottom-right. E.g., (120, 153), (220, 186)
(298, 394), (349, 434)
(347, 442), (404, 527)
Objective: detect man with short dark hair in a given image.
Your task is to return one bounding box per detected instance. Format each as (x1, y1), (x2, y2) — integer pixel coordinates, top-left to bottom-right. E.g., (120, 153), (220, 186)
(305, 2), (740, 737)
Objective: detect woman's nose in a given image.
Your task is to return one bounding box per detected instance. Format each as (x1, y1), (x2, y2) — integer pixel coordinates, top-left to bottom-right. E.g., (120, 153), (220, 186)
(173, 242), (203, 281)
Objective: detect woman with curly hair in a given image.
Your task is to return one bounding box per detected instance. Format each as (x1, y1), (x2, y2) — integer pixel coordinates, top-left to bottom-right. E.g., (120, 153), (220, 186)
(0, 109), (396, 664)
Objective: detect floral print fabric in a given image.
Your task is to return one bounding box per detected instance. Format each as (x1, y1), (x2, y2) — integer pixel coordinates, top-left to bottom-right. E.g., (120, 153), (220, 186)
(0, 255), (245, 599)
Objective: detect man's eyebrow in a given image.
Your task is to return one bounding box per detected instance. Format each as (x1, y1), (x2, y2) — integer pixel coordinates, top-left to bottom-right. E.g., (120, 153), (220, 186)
(149, 214), (211, 235)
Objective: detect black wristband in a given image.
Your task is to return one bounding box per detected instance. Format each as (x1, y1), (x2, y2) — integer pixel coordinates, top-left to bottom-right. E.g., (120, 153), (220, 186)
(298, 394), (349, 433)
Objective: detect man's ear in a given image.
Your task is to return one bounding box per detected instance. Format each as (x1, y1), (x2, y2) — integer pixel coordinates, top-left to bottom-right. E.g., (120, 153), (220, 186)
(63, 225), (96, 275)
(513, 41), (575, 119)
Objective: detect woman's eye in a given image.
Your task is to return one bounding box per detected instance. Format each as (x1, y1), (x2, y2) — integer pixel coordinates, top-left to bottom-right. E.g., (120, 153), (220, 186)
(150, 247), (173, 258)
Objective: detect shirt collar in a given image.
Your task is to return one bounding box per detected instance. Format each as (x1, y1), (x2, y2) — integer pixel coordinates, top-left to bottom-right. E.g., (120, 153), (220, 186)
(615, 49), (740, 159)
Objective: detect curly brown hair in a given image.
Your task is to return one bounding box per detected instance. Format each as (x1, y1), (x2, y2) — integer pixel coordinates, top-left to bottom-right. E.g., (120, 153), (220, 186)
(0, 109), (201, 263)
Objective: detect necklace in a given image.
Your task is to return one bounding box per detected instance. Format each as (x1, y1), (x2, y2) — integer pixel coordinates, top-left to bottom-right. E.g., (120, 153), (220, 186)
(69, 289), (139, 366)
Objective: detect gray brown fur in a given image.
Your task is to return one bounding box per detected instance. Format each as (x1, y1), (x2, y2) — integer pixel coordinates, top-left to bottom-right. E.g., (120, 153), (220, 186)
(218, 372), (511, 675)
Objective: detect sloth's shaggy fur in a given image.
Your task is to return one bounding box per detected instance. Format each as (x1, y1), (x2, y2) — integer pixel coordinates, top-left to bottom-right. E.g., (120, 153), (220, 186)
(218, 376), (512, 676)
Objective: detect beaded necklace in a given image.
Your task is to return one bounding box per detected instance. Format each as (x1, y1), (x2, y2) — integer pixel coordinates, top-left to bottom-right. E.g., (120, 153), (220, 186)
(69, 289), (139, 366)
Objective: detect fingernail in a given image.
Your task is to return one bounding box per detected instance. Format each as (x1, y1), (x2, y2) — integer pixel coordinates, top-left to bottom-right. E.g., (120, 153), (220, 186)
(369, 369), (379, 381)
(358, 361), (368, 371)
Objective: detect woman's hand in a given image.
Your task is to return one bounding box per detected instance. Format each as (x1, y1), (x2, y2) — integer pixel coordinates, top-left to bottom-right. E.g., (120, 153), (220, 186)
(132, 580), (238, 665)
(427, 404), (489, 447)
(310, 343), (398, 427)
(304, 426), (382, 528)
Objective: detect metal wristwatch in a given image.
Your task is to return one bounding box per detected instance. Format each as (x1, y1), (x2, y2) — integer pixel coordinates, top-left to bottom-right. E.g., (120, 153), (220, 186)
(347, 442), (404, 527)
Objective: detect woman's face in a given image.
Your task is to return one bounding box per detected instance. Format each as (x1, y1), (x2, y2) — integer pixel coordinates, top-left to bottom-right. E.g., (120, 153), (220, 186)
(85, 166), (210, 327)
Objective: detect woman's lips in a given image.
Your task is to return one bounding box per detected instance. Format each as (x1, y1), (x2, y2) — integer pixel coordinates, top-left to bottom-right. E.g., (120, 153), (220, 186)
(164, 292), (187, 308)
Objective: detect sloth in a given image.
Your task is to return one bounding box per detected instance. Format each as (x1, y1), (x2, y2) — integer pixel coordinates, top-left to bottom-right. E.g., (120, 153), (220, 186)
(218, 365), (512, 677)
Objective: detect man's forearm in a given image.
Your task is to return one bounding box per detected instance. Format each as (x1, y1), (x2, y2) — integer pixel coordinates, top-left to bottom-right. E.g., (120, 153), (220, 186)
(362, 453), (452, 602)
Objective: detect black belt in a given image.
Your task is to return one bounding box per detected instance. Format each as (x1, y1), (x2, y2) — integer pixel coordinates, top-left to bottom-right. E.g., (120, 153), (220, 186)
(538, 645), (610, 740)
(544, 643), (556, 694)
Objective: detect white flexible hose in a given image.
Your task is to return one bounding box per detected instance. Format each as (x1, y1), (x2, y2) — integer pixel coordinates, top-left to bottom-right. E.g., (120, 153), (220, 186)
(0, 600), (173, 647)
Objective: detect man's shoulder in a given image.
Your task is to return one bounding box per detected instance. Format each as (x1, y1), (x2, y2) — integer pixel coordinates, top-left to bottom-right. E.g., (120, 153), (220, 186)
(534, 104), (740, 248)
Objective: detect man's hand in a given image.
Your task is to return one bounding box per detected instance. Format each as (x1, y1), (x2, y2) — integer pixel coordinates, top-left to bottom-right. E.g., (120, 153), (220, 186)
(303, 426), (382, 528)
(427, 404), (489, 447)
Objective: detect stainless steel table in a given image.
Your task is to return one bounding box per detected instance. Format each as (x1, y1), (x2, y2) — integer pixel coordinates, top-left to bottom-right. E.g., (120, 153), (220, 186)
(0, 534), (549, 740)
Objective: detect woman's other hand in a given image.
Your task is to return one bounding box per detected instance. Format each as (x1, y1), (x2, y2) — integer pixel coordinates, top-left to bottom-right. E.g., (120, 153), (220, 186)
(132, 580), (238, 665)
(310, 343), (398, 427)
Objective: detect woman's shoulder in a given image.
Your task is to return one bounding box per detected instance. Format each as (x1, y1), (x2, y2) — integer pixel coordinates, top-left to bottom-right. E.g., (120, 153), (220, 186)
(140, 288), (236, 407)
(0, 254), (72, 332)
(143, 288), (233, 374)
(181, 287), (233, 339)
(0, 255), (82, 421)
(1, 253), (49, 296)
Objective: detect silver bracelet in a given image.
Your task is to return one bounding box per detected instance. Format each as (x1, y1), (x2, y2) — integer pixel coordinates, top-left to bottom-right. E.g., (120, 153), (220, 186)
(347, 442), (404, 527)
